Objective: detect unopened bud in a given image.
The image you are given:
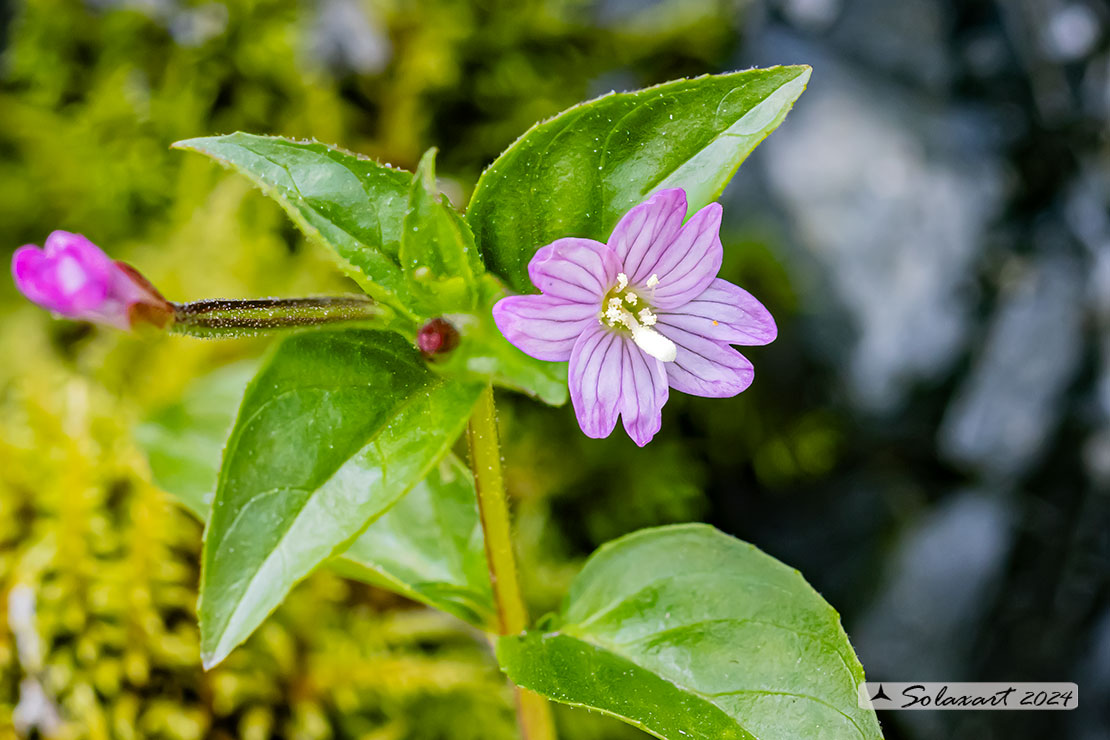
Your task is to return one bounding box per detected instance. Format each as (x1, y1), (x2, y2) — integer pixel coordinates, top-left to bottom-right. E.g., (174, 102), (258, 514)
(417, 317), (459, 358)
(11, 231), (172, 330)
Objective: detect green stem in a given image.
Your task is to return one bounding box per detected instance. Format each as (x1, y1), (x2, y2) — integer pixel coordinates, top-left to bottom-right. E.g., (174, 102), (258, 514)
(466, 386), (557, 740)
(169, 295), (389, 338)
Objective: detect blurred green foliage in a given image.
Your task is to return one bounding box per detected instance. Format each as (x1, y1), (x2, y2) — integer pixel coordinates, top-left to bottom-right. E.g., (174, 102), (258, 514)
(0, 0), (815, 738)
(0, 368), (516, 740)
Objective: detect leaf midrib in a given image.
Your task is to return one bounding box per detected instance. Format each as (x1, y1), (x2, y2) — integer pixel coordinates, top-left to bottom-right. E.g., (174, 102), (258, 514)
(601, 69), (806, 215)
(571, 573), (811, 632)
(594, 615), (861, 693)
(240, 145), (386, 264)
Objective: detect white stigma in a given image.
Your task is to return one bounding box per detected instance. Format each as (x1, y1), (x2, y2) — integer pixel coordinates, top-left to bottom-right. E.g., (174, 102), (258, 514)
(631, 323), (677, 362)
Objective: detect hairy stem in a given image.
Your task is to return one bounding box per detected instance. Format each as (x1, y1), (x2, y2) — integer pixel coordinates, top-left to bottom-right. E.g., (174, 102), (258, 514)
(466, 386), (557, 740)
(169, 295), (389, 338)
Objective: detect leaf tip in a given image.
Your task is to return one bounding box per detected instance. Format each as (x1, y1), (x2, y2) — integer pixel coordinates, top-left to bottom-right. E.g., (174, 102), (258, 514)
(415, 148), (439, 191)
(200, 649), (221, 671)
(171, 132), (249, 153)
(200, 629), (239, 671)
(170, 136), (205, 152)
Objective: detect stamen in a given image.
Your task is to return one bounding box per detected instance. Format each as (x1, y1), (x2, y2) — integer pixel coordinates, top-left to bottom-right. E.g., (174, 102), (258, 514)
(603, 297), (625, 325)
(598, 279), (673, 362)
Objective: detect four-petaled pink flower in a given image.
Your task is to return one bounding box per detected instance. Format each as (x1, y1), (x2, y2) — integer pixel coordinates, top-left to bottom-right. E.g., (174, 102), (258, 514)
(493, 188), (776, 446)
(11, 231), (172, 330)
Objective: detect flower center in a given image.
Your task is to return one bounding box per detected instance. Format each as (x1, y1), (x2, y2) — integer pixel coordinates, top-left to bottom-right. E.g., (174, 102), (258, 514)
(599, 272), (676, 362)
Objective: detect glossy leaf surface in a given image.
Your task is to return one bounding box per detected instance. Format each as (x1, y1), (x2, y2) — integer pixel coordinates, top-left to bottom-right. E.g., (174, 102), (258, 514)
(200, 329), (482, 667)
(139, 363), (494, 629)
(174, 133), (415, 311)
(498, 524), (882, 740)
(468, 66), (811, 292)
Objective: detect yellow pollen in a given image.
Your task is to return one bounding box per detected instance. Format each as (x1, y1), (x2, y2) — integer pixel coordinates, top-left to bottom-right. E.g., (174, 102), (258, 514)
(712, 320), (719, 326)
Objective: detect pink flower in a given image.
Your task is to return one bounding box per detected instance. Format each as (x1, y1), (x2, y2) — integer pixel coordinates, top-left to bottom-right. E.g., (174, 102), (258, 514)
(11, 231), (172, 330)
(493, 188), (776, 446)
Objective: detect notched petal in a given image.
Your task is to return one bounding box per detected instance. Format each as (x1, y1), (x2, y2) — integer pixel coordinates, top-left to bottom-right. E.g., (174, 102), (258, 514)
(608, 188), (688, 282)
(619, 342), (668, 447)
(569, 326), (623, 439)
(493, 294), (596, 362)
(656, 321), (754, 398)
(528, 238), (620, 303)
(644, 202), (723, 310)
(656, 278), (777, 346)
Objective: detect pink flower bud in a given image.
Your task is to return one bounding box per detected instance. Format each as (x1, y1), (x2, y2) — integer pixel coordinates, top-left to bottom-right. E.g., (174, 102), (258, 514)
(11, 231), (173, 330)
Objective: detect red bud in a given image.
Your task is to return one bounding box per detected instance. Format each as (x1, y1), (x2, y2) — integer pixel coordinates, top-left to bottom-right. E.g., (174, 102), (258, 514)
(417, 317), (459, 357)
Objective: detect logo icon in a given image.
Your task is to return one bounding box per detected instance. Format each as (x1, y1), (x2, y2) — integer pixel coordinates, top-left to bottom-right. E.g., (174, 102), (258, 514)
(870, 684), (892, 702)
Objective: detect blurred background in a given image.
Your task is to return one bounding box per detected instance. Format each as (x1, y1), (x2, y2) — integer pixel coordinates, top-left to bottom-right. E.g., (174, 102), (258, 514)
(1, 0), (1108, 738)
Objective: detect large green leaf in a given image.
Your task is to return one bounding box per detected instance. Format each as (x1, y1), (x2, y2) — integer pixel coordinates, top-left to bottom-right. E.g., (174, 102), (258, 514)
(498, 524), (882, 740)
(200, 329), (483, 668)
(467, 66), (811, 292)
(174, 133), (415, 313)
(137, 362), (495, 629)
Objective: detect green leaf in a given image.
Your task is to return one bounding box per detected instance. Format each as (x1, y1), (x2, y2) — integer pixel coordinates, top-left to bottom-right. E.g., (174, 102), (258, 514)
(138, 362), (495, 631)
(200, 329), (483, 668)
(136, 361), (258, 518)
(173, 133), (415, 312)
(400, 149), (480, 314)
(467, 66), (811, 292)
(497, 524), (882, 740)
(335, 453), (494, 627)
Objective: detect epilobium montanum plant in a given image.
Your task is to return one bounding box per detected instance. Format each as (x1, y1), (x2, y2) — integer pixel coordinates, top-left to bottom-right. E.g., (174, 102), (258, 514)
(12, 67), (885, 740)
